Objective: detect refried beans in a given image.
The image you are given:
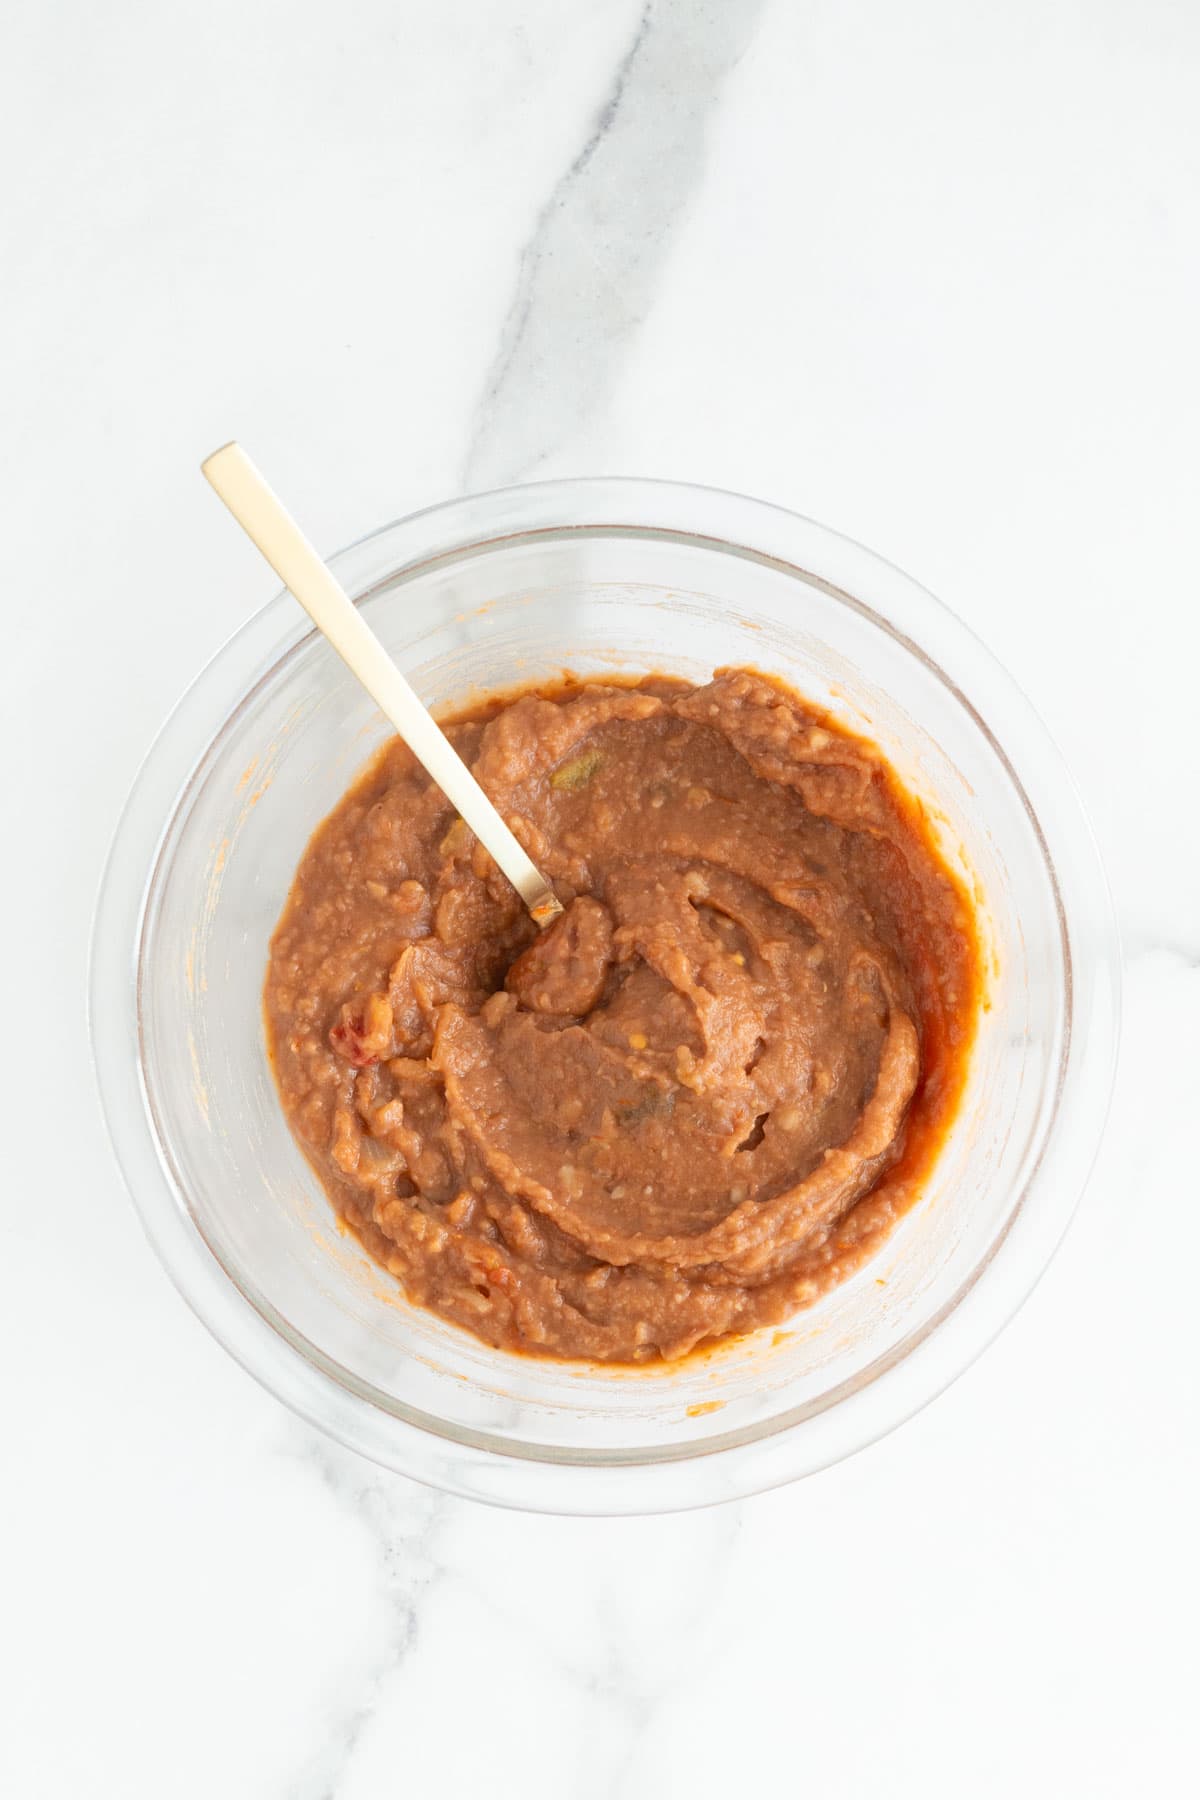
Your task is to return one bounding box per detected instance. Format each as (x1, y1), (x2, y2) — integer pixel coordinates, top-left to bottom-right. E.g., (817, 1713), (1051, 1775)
(265, 669), (982, 1363)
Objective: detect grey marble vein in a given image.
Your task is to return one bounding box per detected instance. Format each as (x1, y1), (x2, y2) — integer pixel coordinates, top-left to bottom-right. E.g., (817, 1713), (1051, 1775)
(281, 1433), (455, 1800)
(465, 0), (766, 490)
(559, 1506), (745, 1797)
(1120, 928), (1200, 970)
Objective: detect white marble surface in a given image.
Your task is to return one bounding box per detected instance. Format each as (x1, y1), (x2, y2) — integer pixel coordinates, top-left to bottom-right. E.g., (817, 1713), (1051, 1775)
(3, 2), (1199, 1794)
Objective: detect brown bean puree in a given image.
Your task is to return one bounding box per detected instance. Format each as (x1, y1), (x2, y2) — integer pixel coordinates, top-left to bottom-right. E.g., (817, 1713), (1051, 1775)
(265, 671), (981, 1363)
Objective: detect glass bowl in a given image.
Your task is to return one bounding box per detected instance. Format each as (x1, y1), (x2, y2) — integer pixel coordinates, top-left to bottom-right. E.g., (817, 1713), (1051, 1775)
(90, 479), (1119, 1514)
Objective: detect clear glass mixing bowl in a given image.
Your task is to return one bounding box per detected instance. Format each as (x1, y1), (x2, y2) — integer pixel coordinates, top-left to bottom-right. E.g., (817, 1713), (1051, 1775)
(90, 479), (1119, 1513)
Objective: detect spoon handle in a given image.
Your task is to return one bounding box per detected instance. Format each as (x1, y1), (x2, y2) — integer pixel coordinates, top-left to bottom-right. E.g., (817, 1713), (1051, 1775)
(202, 443), (562, 926)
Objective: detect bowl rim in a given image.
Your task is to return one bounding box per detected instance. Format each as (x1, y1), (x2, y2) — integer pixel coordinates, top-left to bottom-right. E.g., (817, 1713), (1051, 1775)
(89, 476), (1121, 1514)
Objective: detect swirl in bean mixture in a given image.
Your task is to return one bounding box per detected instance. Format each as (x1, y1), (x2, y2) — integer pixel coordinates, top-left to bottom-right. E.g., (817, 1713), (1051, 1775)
(266, 671), (981, 1363)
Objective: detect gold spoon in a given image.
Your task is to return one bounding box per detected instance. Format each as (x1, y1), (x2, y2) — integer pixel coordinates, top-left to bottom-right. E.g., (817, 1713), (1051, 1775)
(202, 443), (562, 928)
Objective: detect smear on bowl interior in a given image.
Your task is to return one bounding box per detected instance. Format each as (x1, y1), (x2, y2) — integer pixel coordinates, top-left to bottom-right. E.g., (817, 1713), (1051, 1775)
(265, 669), (982, 1364)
